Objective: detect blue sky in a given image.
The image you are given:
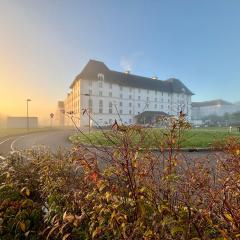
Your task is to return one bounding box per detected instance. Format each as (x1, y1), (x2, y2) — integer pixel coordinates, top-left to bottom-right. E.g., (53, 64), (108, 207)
(1, 0), (240, 117)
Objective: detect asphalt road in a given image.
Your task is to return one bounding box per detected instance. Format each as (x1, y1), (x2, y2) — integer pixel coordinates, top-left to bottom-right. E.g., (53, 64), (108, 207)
(0, 129), (224, 169)
(0, 129), (76, 157)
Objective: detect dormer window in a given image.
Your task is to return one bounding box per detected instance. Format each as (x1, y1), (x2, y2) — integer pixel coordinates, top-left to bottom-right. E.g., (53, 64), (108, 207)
(98, 73), (104, 81)
(98, 73), (104, 88)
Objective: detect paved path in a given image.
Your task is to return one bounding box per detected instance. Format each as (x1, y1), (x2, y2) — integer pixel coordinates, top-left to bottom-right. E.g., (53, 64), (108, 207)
(0, 129), (224, 169)
(0, 129), (76, 157)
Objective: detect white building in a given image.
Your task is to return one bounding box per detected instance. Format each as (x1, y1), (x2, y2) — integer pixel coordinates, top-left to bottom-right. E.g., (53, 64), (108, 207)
(62, 60), (193, 127)
(192, 99), (240, 120)
(7, 117), (38, 128)
(55, 101), (65, 126)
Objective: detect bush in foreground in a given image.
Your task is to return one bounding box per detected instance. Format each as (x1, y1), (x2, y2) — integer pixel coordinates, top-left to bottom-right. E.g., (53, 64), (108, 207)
(0, 114), (240, 239)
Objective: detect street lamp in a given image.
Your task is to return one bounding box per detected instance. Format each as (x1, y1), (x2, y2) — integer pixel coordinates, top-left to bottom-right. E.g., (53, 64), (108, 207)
(82, 93), (91, 134)
(26, 99), (31, 130)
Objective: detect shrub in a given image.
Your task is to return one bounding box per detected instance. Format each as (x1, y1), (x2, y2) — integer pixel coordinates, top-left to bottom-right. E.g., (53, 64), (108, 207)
(0, 114), (239, 239)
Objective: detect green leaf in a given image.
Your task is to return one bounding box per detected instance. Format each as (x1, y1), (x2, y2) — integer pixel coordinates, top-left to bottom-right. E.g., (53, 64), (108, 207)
(171, 226), (184, 236)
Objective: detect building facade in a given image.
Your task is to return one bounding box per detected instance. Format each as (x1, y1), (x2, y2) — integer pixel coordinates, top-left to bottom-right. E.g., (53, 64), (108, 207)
(192, 99), (240, 120)
(55, 101), (65, 126)
(62, 60), (193, 127)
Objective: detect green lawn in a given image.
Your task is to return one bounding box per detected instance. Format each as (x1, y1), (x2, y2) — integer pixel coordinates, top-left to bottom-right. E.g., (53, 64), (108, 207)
(0, 127), (58, 139)
(70, 127), (240, 149)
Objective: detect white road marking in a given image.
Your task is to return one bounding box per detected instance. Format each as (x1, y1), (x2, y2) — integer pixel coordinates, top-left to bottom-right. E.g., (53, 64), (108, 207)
(0, 137), (13, 145)
(10, 135), (29, 151)
(10, 132), (43, 152)
(0, 138), (13, 160)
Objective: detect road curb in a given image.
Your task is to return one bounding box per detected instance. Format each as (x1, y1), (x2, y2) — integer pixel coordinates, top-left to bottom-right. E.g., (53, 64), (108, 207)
(70, 139), (219, 152)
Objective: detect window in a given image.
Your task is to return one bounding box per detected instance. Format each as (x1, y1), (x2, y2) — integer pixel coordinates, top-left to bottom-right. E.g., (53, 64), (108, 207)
(99, 100), (103, 113)
(109, 92), (112, 97)
(168, 99), (170, 103)
(99, 91), (102, 96)
(138, 96), (141, 100)
(119, 101), (123, 107)
(98, 73), (104, 81)
(89, 98), (93, 113)
(154, 104), (157, 109)
(129, 110), (132, 114)
(109, 101), (113, 114)
(168, 105), (170, 109)
(161, 105), (164, 109)
(129, 119), (132, 124)
(147, 97), (149, 102)
(129, 102), (132, 107)
(162, 92), (164, 96)
(146, 104), (149, 109)
(138, 103), (141, 108)
(120, 93), (123, 99)
(138, 89), (141, 93)
(98, 73), (104, 88)
(129, 95), (132, 99)
(155, 97), (157, 102)
(119, 109), (123, 114)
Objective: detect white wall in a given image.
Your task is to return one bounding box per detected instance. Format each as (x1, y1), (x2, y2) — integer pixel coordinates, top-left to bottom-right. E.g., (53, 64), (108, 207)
(78, 78), (191, 126)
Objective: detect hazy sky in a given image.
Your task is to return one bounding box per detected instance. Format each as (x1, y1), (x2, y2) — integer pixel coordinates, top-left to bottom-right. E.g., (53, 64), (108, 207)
(1, 0), (240, 121)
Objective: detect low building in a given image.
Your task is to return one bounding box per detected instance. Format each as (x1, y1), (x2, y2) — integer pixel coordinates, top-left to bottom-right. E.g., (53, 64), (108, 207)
(135, 111), (171, 125)
(61, 59), (193, 127)
(192, 99), (240, 119)
(7, 117), (38, 128)
(55, 101), (65, 126)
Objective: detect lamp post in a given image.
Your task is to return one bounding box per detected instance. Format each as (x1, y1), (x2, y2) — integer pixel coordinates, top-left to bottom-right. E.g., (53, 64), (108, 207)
(82, 93), (91, 134)
(26, 99), (31, 130)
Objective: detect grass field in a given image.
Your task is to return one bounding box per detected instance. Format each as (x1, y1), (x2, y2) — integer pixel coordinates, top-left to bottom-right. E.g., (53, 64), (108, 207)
(0, 127), (58, 139)
(70, 127), (240, 148)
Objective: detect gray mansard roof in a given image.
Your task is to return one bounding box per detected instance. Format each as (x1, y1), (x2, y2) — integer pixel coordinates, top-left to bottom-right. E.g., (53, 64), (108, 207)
(71, 60), (194, 95)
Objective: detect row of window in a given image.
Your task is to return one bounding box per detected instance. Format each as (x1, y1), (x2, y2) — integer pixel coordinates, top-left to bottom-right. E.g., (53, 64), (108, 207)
(88, 91), (188, 104)
(91, 76), (187, 98)
(88, 99), (178, 114)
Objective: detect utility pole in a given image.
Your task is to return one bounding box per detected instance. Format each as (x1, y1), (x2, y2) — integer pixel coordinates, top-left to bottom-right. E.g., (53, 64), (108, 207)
(26, 99), (31, 130)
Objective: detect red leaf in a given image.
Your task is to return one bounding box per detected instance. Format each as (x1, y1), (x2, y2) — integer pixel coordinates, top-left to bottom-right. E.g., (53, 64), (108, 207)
(112, 119), (118, 129)
(90, 171), (98, 182)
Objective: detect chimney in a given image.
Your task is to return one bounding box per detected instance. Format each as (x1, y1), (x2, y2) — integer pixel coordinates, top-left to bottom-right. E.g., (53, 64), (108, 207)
(152, 75), (158, 80)
(125, 70), (130, 74)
